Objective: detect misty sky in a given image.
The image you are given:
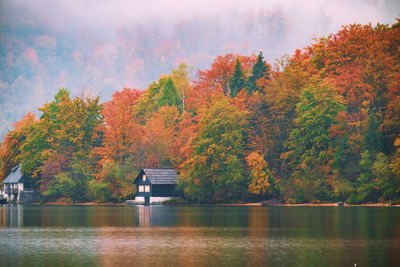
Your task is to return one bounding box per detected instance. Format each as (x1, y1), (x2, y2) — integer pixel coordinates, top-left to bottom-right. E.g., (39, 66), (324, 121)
(0, 0), (399, 137)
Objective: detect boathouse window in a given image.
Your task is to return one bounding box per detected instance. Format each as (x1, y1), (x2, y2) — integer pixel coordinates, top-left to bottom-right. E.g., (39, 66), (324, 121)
(139, 185), (144, 192)
(143, 175), (146, 181)
(145, 185), (150, 192)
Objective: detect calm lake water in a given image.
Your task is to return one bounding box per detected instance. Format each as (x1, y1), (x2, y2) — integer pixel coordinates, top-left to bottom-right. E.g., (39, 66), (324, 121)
(0, 205), (399, 266)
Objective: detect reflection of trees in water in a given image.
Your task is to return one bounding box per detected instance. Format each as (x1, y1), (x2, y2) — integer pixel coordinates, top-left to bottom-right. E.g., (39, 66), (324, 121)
(0, 205), (23, 227)
(246, 207), (269, 266)
(1, 206), (399, 266)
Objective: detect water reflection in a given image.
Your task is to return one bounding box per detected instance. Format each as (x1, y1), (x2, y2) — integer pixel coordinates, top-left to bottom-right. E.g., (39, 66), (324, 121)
(137, 205), (150, 226)
(246, 207), (268, 266)
(0, 204), (24, 227)
(0, 205), (399, 266)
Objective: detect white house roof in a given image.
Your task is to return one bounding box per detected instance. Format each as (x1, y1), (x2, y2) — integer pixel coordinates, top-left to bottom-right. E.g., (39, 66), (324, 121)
(2, 165), (25, 184)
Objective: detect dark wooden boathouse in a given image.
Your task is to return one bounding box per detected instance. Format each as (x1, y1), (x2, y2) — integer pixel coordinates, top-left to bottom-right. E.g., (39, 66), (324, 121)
(133, 168), (180, 204)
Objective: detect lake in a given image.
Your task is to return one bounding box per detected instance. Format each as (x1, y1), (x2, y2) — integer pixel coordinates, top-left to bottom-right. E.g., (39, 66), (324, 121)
(0, 205), (399, 266)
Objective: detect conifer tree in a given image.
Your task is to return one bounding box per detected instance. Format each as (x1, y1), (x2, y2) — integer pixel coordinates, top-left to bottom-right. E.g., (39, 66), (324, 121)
(229, 59), (245, 98)
(247, 51), (269, 95)
(158, 77), (181, 109)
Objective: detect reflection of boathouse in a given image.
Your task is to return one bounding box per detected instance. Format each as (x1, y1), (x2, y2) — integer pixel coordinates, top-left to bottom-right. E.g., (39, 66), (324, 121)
(136, 206), (179, 227)
(0, 205), (24, 227)
(133, 168), (180, 205)
(1, 165), (33, 203)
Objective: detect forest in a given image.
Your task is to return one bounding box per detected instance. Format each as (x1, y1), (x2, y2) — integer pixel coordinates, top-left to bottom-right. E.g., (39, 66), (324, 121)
(1, 19), (400, 204)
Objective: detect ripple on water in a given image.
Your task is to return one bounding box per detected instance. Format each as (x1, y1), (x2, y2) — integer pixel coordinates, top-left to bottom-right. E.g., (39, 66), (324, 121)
(1, 205), (400, 266)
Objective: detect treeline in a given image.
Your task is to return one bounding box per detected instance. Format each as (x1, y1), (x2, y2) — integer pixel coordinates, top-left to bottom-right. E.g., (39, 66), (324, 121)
(1, 19), (400, 203)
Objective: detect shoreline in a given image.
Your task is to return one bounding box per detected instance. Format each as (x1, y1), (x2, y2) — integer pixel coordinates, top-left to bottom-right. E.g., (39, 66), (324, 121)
(27, 201), (400, 207)
(34, 202), (125, 206)
(207, 202), (400, 207)
(261, 203), (400, 207)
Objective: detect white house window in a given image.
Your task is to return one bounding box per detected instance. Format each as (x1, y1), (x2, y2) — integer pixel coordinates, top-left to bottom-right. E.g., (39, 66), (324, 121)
(145, 185), (150, 192)
(138, 185), (144, 192)
(143, 175), (146, 181)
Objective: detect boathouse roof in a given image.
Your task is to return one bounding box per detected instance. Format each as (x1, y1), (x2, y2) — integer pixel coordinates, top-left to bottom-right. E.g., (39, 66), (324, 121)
(2, 165), (27, 184)
(134, 168), (178, 185)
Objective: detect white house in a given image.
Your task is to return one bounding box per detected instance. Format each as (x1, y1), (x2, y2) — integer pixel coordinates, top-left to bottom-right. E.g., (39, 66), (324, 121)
(1, 165), (33, 203)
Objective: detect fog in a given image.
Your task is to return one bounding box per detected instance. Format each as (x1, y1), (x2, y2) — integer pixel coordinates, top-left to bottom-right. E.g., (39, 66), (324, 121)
(0, 0), (398, 137)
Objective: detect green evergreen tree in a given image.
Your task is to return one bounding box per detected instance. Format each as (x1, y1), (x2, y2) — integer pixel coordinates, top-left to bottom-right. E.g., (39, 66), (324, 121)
(348, 112), (385, 204)
(364, 113), (383, 153)
(373, 152), (398, 202)
(351, 151), (396, 203)
(229, 59), (245, 97)
(354, 150), (377, 203)
(246, 51), (270, 95)
(157, 77), (181, 110)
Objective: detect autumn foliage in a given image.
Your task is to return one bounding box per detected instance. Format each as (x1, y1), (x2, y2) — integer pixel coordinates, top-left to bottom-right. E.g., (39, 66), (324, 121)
(1, 19), (400, 203)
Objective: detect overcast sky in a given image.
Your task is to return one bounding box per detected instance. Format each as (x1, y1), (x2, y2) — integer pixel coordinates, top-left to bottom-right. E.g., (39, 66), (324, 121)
(0, 0), (399, 137)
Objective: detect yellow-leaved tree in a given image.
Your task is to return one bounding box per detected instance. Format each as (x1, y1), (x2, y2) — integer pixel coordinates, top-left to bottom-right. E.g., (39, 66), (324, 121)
(247, 152), (272, 196)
